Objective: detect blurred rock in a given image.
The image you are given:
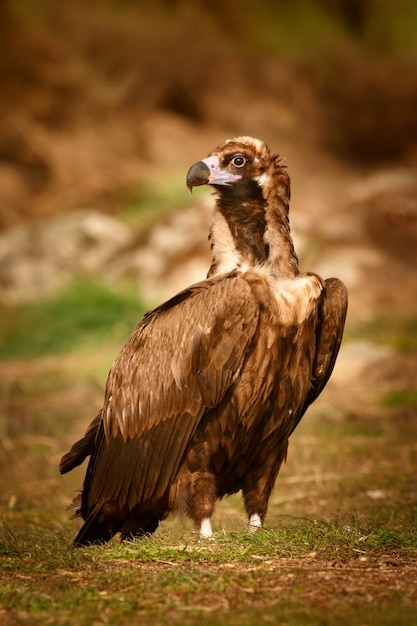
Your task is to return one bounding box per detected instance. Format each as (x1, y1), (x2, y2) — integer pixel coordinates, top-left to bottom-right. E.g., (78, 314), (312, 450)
(108, 200), (213, 302)
(331, 340), (393, 385)
(0, 210), (131, 304)
(0, 202), (213, 306)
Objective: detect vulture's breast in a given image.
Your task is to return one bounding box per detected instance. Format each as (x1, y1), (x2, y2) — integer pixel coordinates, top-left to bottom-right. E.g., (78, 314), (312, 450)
(222, 270), (324, 442)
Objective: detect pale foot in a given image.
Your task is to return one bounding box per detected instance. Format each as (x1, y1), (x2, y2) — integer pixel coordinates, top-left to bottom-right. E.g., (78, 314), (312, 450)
(249, 513), (263, 531)
(199, 517), (214, 540)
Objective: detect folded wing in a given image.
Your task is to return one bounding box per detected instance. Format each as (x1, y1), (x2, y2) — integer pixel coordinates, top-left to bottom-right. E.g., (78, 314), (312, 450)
(78, 273), (260, 521)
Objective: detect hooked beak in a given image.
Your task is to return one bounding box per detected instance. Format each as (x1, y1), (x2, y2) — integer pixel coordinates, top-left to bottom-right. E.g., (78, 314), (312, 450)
(186, 156), (242, 192)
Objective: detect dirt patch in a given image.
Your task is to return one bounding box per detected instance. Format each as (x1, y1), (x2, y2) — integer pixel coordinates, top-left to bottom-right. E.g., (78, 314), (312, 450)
(5, 552), (416, 622)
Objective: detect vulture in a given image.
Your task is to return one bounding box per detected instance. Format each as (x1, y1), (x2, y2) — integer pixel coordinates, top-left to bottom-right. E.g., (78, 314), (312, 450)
(60, 136), (347, 546)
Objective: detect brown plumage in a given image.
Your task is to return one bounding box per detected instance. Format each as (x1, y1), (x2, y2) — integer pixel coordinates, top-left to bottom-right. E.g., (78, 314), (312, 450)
(60, 136), (347, 546)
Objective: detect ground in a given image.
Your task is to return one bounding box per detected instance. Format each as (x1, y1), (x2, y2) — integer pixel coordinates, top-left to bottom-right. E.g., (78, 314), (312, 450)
(1, 342), (416, 624)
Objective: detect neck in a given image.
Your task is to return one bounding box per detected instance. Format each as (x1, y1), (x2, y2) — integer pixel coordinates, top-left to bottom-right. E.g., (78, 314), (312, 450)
(262, 169), (299, 278)
(207, 172), (299, 279)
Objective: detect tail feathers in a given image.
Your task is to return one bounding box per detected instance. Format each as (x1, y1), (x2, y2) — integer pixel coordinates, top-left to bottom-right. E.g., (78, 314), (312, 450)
(73, 506), (164, 546)
(60, 413), (101, 474)
(120, 513), (161, 541)
(66, 491), (82, 518)
(73, 505), (120, 547)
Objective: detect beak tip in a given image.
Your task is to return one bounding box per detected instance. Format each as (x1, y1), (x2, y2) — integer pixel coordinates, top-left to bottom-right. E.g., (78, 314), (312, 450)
(186, 160), (211, 191)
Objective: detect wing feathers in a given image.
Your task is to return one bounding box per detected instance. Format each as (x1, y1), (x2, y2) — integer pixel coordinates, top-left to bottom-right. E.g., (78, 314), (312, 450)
(80, 275), (259, 518)
(289, 277), (348, 436)
(309, 277), (348, 401)
(59, 412), (101, 474)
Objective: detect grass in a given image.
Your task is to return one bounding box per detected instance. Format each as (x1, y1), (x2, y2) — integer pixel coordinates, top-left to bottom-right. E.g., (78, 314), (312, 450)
(1, 338), (416, 625)
(1, 514), (417, 625)
(350, 315), (417, 353)
(0, 280), (147, 359)
(121, 175), (199, 225)
(382, 388), (417, 409)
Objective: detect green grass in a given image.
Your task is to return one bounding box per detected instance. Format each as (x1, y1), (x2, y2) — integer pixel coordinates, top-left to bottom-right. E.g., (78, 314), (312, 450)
(1, 514), (416, 626)
(347, 314), (417, 352)
(382, 388), (417, 408)
(93, 521), (417, 564)
(0, 280), (147, 359)
(121, 175), (199, 225)
(1, 374), (416, 626)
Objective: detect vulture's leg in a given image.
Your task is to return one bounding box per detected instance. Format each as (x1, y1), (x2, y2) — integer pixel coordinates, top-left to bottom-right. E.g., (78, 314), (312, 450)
(241, 480), (270, 530)
(242, 451), (286, 530)
(185, 470), (216, 538)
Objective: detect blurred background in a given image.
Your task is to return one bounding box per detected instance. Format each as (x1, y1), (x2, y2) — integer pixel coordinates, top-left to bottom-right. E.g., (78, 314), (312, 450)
(0, 0), (416, 531)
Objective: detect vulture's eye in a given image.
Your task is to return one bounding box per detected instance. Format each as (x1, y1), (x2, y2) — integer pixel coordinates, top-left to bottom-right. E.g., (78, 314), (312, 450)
(231, 154), (247, 168)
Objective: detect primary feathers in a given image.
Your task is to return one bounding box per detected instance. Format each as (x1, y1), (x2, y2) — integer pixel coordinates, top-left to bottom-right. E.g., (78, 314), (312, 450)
(60, 136), (347, 546)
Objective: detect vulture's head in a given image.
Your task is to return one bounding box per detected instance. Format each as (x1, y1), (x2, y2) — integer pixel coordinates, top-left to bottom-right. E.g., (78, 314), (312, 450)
(186, 136), (289, 202)
(186, 136), (294, 273)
